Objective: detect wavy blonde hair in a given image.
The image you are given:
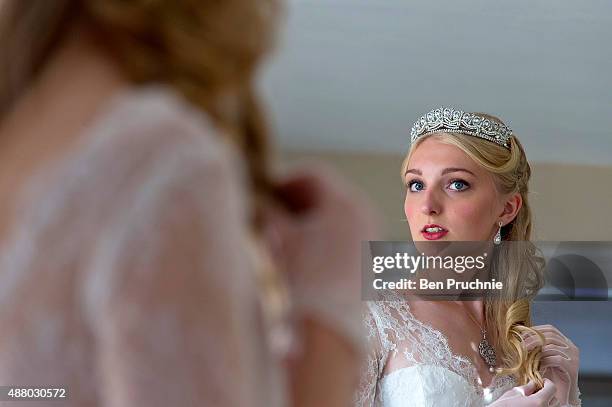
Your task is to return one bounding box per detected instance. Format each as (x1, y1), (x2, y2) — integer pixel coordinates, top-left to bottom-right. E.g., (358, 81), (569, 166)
(401, 113), (547, 388)
(0, 0), (281, 220)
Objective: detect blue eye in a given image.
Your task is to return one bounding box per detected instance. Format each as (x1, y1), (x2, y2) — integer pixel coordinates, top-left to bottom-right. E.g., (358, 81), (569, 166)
(449, 180), (469, 191)
(408, 180), (424, 192)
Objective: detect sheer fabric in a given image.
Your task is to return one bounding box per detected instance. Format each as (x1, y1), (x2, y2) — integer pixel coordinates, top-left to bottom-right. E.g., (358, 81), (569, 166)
(0, 86), (285, 406)
(356, 292), (524, 406)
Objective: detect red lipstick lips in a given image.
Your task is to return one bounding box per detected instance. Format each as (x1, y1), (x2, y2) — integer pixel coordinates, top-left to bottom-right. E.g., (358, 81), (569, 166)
(421, 223), (448, 240)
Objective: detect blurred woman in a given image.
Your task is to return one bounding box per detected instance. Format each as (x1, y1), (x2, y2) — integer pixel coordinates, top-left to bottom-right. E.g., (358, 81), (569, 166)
(0, 1), (378, 406)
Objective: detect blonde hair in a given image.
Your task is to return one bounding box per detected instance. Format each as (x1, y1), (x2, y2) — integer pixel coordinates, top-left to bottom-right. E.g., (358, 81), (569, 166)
(0, 0), (281, 222)
(401, 114), (547, 388)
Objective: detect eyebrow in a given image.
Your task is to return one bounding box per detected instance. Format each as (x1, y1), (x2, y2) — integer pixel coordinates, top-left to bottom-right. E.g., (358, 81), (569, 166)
(404, 167), (476, 176)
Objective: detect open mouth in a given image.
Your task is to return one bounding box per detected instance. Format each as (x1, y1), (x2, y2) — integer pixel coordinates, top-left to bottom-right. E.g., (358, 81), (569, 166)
(421, 224), (448, 240)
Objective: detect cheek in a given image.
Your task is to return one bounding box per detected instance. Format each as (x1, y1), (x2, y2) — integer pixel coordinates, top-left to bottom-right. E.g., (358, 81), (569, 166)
(451, 200), (494, 238)
(404, 194), (419, 235)
(404, 195), (412, 218)
(404, 193), (418, 223)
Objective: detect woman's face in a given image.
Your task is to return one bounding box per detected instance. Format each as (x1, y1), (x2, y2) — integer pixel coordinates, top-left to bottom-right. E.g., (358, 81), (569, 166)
(403, 135), (521, 242)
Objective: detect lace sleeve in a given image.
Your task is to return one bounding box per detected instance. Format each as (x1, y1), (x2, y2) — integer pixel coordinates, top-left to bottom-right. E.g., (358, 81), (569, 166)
(354, 303), (384, 407)
(80, 117), (269, 405)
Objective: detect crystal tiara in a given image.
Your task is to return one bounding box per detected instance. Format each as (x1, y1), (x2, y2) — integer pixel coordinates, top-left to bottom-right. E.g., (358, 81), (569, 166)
(410, 107), (513, 150)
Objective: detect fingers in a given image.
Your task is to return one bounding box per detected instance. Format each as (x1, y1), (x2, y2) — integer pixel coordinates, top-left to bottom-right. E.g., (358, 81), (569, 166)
(273, 164), (353, 213)
(520, 332), (579, 374)
(514, 379), (538, 396)
(523, 335), (568, 351)
(522, 329), (565, 345)
(273, 171), (325, 213)
(540, 346), (571, 360)
(531, 378), (557, 403)
(529, 325), (572, 343)
(521, 336), (543, 351)
(540, 355), (573, 368)
(521, 325), (577, 355)
(541, 364), (572, 383)
(274, 166), (379, 240)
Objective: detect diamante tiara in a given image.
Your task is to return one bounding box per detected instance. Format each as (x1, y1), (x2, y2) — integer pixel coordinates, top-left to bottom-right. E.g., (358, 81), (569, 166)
(410, 107), (513, 150)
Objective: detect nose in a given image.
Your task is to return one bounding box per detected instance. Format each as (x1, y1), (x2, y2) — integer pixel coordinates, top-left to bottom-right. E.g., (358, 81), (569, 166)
(420, 188), (442, 216)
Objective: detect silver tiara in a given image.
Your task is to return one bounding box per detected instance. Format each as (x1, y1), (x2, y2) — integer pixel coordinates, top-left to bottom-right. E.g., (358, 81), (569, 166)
(410, 107), (513, 150)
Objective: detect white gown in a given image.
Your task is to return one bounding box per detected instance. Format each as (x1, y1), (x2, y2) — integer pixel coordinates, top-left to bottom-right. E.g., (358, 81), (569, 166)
(356, 294), (522, 407)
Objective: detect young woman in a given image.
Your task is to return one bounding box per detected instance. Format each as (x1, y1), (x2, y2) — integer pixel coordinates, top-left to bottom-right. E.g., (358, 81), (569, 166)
(356, 108), (580, 406)
(0, 2), (378, 406)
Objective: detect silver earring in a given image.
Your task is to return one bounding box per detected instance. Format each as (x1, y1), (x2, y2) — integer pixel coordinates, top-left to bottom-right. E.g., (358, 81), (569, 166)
(493, 221), (503, 245)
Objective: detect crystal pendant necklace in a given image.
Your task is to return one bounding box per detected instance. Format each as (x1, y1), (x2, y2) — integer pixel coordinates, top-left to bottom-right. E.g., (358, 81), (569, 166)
(466, 310), (498, 373)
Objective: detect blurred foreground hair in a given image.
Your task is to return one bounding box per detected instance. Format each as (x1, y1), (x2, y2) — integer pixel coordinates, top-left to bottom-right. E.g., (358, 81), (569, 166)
(0, 0), (282, 208)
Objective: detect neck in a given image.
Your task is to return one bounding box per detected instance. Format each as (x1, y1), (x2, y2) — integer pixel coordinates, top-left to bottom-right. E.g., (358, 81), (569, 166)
(0, 24), (129, 164)
(16, 25), (128, 123)
(0, 24), (130, 211)
(455, 299), (485, 326)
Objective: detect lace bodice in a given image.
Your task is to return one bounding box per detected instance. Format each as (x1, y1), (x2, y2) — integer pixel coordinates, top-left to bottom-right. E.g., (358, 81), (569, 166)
(0, 85), (285, 406)
(355, 293), (519, 406)
(379, 365), (483, 406)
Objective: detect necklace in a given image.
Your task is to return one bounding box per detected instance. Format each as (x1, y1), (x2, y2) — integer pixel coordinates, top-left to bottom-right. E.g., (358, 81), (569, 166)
(465, 309), (498, 373)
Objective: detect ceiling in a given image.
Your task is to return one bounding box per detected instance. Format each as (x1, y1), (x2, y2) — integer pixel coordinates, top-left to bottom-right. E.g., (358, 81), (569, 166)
(259, 0), (612, 165)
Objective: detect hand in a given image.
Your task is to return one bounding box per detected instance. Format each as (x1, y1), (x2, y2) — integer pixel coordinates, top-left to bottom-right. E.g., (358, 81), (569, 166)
(521, 325), (580, 406)
(490, 378), (560, 406)
(262, 164), (380, 349)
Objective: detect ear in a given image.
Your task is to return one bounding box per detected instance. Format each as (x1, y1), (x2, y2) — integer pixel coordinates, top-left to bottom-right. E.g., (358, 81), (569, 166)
(499, 192), (522, 225)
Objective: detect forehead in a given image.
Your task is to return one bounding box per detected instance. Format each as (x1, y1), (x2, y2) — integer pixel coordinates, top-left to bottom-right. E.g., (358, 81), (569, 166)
(407, 136), (485, 176)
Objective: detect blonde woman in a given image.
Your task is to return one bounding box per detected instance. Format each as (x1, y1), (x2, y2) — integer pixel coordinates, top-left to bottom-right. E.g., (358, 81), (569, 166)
(356, 108), (580, 406)
(0, 1), (378, 406)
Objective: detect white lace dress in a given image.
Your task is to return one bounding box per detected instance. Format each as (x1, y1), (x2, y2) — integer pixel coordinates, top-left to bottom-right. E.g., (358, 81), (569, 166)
(0, 86), (286, 406)
(355, 294), (520, 407)
(356, 291), (584, 407)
